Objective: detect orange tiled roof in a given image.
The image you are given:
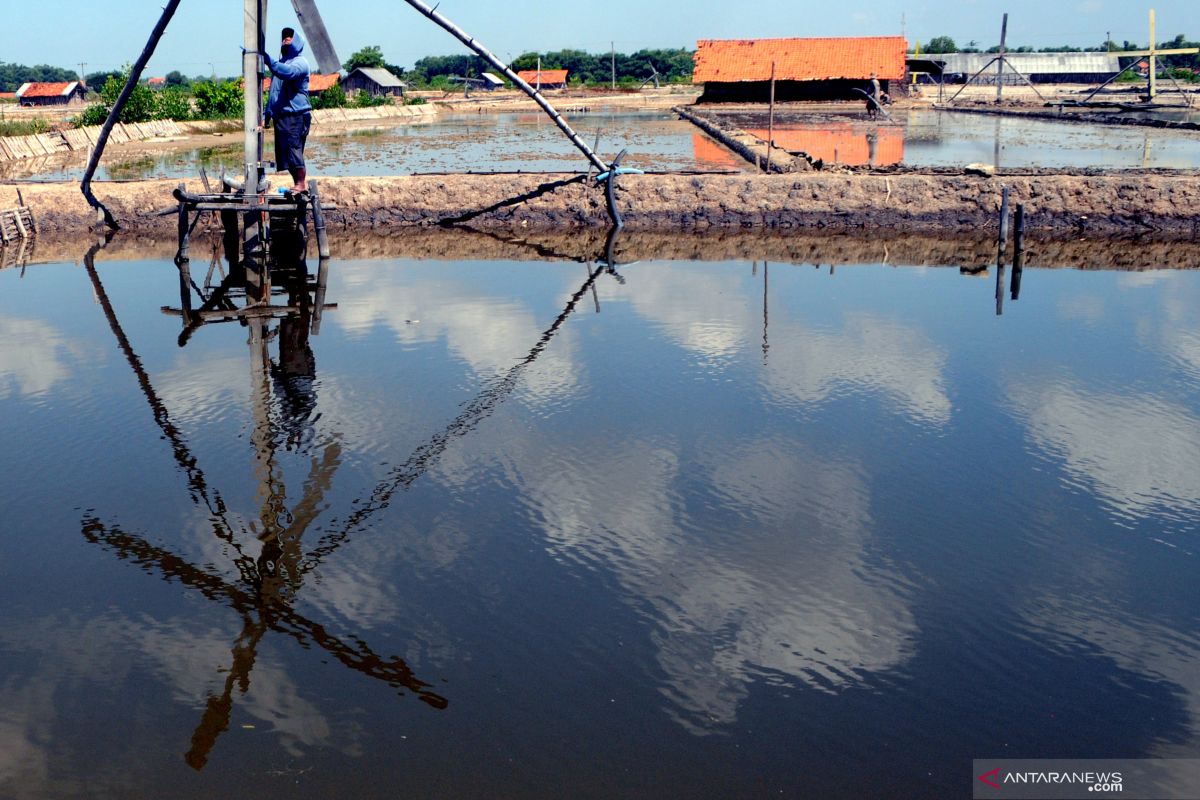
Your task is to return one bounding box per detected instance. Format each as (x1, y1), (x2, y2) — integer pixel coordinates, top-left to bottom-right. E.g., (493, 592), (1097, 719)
(148, 77), (166, 85)
(16, 81), (81, 98)
(694, 37), (907, 83)
(515, 69), (569, 84)
(263, 73), (340, 92)
(0, 92), (16, 99)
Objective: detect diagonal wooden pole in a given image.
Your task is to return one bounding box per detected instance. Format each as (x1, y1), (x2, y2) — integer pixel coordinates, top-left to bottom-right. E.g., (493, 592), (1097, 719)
(79, 0), (184, 229)
(395, 0), (607, 173)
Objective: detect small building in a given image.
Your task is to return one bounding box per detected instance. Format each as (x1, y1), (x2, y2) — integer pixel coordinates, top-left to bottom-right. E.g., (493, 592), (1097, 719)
(341, 67), (406, 98)
(515, 69), (568, 90)
(479, 72), (505, 91)
(938, 52), (1120, 84)
(263, 72), (341, 97)
(693, 36), (907, 102)
(147, 76), (166, 89)
(0, 92), (17, 102)
(15, 81), (87, 107)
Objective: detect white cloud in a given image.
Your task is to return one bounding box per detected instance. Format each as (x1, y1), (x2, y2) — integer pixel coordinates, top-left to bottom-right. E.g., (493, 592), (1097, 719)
(0, 317), (95, 399)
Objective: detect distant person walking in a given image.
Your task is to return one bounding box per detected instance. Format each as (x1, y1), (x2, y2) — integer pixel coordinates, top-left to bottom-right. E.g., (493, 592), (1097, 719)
(262, 27), (311, 193)
(866, 72), (882, 119)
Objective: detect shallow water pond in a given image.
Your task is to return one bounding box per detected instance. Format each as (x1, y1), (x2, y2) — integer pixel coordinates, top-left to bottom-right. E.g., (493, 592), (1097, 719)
(0, 241), (1198, 797)
(13, 106), (1200, 182)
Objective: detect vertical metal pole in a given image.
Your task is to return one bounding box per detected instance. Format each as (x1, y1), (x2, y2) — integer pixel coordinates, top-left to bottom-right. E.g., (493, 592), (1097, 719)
(537, 56), (541, 93)
(1148, 9), (1157, 100)
(243, 0), (268, 300)
(996, 12), (1008, 103)
(767, 62), (776, 173)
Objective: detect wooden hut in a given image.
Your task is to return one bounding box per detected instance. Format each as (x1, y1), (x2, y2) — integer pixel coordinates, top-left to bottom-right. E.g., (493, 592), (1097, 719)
(693, 37), (907, 102)
(514, 69), (568, 90)
(342, 67), (406, 98)
(15, 82), (88, 107)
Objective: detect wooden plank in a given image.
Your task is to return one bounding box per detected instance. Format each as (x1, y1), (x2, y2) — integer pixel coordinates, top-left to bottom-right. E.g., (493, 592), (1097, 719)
(62, 129), (89, 150)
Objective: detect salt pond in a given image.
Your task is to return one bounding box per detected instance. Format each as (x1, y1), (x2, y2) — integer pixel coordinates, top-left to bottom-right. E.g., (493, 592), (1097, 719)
(14, 107), (1200, 182)
(0, 240), (1197, 797)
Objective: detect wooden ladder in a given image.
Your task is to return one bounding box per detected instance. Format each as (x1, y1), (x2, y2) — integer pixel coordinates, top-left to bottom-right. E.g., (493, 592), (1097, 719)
(0, 206), (36, 243)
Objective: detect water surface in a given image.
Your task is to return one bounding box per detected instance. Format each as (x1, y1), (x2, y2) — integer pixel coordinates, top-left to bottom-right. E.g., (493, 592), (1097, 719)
(0, 241), (1197, 797)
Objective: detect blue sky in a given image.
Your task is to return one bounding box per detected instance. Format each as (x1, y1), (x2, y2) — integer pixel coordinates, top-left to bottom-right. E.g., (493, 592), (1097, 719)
(0, 0), (1191, 77)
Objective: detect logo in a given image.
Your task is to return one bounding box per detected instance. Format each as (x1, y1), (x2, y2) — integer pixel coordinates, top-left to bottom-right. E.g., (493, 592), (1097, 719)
(977, 768), (1002, 789)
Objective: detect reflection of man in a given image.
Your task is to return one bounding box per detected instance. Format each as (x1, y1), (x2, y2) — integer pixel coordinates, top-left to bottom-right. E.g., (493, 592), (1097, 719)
(262, 27), (311, 193)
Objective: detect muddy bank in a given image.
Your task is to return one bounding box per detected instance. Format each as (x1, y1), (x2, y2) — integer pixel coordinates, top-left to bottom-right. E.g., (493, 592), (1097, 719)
(8, 227), (1198, 272)
(936, 105), (1200, 131)
(4, 171), (1200, 236)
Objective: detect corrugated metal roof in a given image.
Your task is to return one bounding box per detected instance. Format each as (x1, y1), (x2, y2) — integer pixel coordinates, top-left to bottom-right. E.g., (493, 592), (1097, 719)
(349, 67), (406, 88)
(480, 72), (505, 86)
(263, 73), (340, 92)
(694, 37), (907, 83)
(16, 82), (81, 98)
(515, 69), (569, 84)
(939, 52), (1120, 75)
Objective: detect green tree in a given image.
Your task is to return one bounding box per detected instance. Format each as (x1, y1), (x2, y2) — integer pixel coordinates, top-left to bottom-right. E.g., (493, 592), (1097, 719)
(164, 70), (191, 88)
(344, 45), (386, 71)
(311, 83), (346, 109)
(193, 79), (243, 118)
(100, 69), (155, 123)
(154, 86), (192, 120)
(924, 36), (957, 54)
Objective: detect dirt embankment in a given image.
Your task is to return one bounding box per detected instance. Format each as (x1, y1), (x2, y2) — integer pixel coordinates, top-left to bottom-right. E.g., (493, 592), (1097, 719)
(4, 171), (1200, 237)
(10, 225), (1198, 273)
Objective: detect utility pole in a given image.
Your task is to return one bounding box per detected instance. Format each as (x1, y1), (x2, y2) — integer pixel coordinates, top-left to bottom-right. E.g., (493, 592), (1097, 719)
(536, 55), (541, 92)
(611, 42), (616, 90)
(78, 62), (87, 86)
(242, 0), (268, 299)
(1148, 8), (1156, 100)
(996, 12), (1007, 103)
(1106, 31), (1112, 51)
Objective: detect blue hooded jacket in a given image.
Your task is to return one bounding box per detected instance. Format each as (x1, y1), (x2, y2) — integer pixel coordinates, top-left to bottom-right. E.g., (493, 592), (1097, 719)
(264, 31), (311, 120)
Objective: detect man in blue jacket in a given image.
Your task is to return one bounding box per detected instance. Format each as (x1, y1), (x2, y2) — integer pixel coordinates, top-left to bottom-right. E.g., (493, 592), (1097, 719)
(263, 28), (311, 193)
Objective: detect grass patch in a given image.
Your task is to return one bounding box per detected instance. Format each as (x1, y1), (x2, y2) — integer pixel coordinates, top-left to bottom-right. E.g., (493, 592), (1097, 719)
(0, 116), (50, 137)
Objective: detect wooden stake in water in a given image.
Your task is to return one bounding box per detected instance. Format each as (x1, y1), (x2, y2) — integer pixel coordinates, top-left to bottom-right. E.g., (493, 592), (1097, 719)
(766, 62), (776, 173)
(1011, 203), (1025, 300)
(995, 186), (1010, 316)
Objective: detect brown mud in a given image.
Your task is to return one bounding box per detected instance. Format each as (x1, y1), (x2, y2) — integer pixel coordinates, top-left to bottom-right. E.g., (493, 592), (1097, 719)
(3, 171), (1200, 237)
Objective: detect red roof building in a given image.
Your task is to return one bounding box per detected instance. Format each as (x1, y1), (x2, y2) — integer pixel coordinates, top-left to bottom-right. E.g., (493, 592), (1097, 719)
(15, 81), (87, 107)
(515, 69), (569, 89)
(148, 76), (166, 87)
(263, 73), (341, 93)
(694, 36), (907, 102)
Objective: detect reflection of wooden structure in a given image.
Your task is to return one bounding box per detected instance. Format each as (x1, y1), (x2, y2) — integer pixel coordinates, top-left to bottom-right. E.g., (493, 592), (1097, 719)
(76, 226), (631, 769)
(172, 177), (333, 307)
(80, 237), (446, 771)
